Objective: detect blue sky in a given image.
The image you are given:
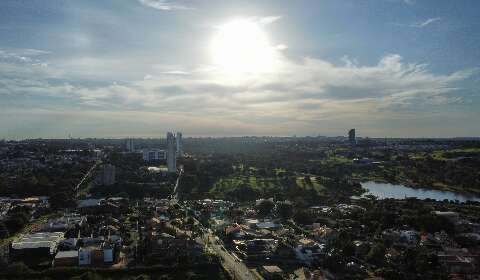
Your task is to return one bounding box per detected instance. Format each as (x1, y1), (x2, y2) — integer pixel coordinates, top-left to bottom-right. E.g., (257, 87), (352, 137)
(0, 0), (479, 138)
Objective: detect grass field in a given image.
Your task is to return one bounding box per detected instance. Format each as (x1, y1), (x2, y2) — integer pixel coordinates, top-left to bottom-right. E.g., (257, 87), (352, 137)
(208, 172), (327, 199)
(295, 176), (325, 192)
(409, 148), (480, 160)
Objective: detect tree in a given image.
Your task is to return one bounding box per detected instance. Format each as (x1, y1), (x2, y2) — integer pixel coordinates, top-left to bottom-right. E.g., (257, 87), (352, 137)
(375, 268), (403, 280)
(226, 185), (258, 202)
(0, 222), (9, 239)
(0, 177), (7, 194)
(366, 242), (386, 266)
(257, 199), (275, 217)
(115, 191), (130, 198)
(36, 175), (51, 187)
(293, 210), (314, 225)
(5, 262), (32, 275)
(50, 191), (75, 209)
(70, 272), (103, 280)
(277, 201), (293, 220)
(226, 208), (244, 223)
(304, 175), (312, 186)
(4, 212), (29, 233)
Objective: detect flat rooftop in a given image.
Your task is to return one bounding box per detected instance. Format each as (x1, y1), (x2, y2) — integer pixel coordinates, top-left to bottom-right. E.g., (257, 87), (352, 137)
(55, 250), (78, 259)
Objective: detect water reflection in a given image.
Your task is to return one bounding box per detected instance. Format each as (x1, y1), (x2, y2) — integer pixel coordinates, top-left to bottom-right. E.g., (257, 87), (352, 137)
(361, 181), (480, 202)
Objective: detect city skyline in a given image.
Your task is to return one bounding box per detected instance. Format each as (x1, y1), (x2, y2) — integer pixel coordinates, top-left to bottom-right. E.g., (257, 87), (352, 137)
(1, 2), (480, 278)
(1, 0), (479, 139)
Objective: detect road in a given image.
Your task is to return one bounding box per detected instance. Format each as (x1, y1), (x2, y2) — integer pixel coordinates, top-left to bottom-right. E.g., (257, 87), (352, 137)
(200, 232), (259, 280)
(169, 169), (259, 280)
(74, 160), (101, 197)
(171, 167), (183, 200)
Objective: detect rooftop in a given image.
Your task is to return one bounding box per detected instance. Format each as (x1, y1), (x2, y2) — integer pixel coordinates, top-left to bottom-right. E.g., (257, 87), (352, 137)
(55, 250), (78, 259)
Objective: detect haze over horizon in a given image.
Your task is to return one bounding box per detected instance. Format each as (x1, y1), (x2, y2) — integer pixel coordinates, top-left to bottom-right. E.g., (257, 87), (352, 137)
(1, 0), (479, 139)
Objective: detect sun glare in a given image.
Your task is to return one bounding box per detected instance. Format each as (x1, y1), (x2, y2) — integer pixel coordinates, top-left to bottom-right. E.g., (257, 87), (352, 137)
(210, 18), (279, 77)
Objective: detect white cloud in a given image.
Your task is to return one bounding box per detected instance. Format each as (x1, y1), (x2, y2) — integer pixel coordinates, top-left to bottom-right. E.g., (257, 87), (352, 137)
(385, 0), (416, 6)
(0, 45), (477, 137)
(137, 0), (192, 11)
(391, 17), (442, 28)
(387, 0), (415, 5)
(258, 16), (282, 25)
(0, 48), (51, 64)
(412, 17), (442, 28)
(161, 70), (190, 75)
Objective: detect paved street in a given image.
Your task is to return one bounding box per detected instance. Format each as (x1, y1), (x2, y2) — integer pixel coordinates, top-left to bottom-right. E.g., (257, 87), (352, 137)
(171, 170), (260, 280)
(74, 160), (101, 197)
(199, 231), (260, 280)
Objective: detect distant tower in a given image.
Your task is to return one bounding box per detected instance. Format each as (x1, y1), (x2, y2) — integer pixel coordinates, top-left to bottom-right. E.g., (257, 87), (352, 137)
(126, 138), (135, 152)
(166, 132), (177, 172)
(348, 129), (356, 146)
(176, 132), (183, 157)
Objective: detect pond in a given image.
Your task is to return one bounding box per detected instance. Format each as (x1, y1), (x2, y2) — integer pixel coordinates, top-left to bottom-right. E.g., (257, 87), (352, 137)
(360, 181), (480, 202)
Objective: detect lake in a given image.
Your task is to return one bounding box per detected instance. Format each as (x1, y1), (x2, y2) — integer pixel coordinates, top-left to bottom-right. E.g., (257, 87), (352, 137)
(360, 181), (480, 202)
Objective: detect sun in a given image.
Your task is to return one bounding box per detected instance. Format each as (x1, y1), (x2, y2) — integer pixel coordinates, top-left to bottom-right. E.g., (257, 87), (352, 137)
(210, 18), (279, 77)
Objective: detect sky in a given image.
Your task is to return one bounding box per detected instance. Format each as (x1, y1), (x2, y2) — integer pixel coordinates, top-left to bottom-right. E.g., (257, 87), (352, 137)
(0, 0), (479, 139)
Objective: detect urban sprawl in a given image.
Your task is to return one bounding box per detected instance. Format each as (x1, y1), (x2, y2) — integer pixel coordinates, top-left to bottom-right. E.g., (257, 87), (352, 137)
(0, 132), (479, 280)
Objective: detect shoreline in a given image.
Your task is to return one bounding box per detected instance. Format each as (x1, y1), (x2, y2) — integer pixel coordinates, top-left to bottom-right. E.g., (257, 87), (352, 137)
(357, 179), (480, 202)
(353, 174), (480, 197)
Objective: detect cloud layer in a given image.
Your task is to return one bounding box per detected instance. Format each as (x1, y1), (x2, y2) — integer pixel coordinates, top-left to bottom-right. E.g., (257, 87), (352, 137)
(137, 0), (192, 11)
(0, 44), (476, 138)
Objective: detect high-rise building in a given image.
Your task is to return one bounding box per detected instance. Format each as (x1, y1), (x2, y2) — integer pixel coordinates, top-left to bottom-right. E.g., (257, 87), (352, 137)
(348, 129), (356, 146)
(125, 138), (135, 152)
(166, 132), (176, 172)
(140, 149), (166, 162)
(95, 164), (116, 186)
(176, 132), (183, 157)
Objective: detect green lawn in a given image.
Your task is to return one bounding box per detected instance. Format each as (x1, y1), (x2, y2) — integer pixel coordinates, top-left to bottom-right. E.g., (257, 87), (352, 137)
(296, 176), (325, 192)
(210, 175), (279, 193)
(208, 172), (326, 199)
(274, 168), (286, 175)
(411, 148), (480, 160)
(321, 156), (351, 165)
